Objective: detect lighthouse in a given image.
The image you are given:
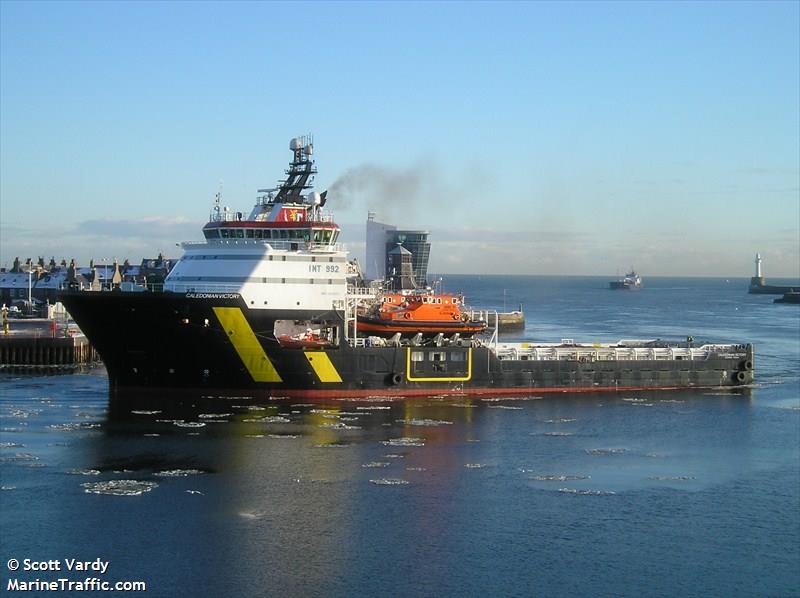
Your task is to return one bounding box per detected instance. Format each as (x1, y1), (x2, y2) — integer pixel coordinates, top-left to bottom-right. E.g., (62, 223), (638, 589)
(750, 253), (766, 290)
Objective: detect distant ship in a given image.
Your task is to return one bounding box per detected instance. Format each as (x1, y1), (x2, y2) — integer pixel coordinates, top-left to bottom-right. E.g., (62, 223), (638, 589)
(749, 254), (798, 295)
(59, 138), (753, 398)
(609, 270), (642, 290)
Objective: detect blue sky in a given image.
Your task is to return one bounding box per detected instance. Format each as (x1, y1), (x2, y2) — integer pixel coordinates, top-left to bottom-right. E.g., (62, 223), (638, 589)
(1, 1), (798, 276)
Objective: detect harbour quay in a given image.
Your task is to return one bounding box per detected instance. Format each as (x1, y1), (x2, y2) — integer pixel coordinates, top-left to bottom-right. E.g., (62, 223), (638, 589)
(0, 319), (99, 373)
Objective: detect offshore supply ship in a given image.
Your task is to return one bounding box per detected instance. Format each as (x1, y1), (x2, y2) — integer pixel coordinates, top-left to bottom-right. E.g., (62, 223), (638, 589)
(609, 270), (642, 290)
(60, 138), (754, 399)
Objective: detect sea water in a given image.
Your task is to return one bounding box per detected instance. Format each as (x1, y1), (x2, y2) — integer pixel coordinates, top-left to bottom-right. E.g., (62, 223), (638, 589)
(1, 276), (798, 597)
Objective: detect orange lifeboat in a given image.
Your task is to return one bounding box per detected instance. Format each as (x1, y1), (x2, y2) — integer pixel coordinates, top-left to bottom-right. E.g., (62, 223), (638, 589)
(355, 291), (486, 337)
(276, 330), (332, 349)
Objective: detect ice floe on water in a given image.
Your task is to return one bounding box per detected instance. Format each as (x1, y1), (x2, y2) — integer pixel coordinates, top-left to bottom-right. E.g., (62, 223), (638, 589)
(528, 474), (590, 481)
(464, 463), (487, 469)
(5, 408), (42, 419)
(319, 422), (362, 430)
(647, 475), (696, 481)
(362, 462), (390, 468)
(174, 421), (206, 428)
(487, 405), (523, 410)
(482, 396), (542, 402)
(143, 433), (160, 437)
(198, 413), (233, 419)
(154, 469), (205, 477)
(585, 448), (627, 455)
(396, 418), (453, 427)
(185, 490), (203, 495)
(67, 469), (101, 476)
(313, 442), (352, 448)
(0, 453), (39, 463)
(82, 480), (158, 496)
(238, 510), (267, 519)
(543, 418), (577, 423)
(369, 478), (409, 485)
(559, 488), (616, 496)
(1, 486), (17, 491)
(48, 422), (101, 431)
(0, 442), (24, 448)
(267, 434), (299, 439)
(383, 453), (405, 459)
(381, 437), (425, 447)
(244, 434), (265, 438)
(539, 432), (574, 437)
(131, 410), (162, 415)
(406, 467), (426, 471)
(242, 416), (291, 423)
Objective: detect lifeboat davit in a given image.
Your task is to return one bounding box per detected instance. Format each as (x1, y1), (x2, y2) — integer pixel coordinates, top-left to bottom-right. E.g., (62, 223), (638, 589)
(355, 291), (486, 337)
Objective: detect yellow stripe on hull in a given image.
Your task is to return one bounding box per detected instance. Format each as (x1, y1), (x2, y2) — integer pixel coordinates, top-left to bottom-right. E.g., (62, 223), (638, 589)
(304, 351), (343, 383)
(212, 307), (282, 383)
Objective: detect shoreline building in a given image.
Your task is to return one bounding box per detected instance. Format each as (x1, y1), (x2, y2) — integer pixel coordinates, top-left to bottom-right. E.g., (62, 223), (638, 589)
(365, 213), (431, 286)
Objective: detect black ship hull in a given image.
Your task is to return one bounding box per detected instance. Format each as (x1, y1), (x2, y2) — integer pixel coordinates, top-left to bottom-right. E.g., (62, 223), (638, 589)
(60, 291), (754, 399)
